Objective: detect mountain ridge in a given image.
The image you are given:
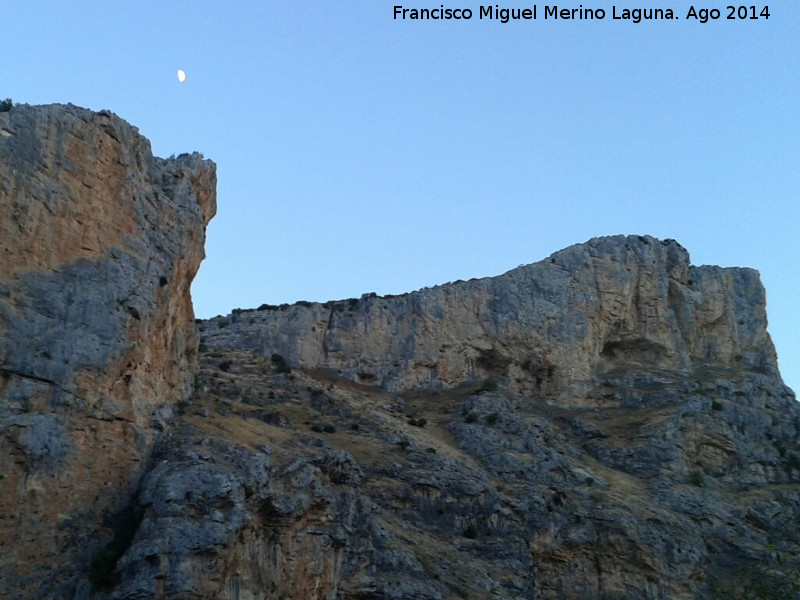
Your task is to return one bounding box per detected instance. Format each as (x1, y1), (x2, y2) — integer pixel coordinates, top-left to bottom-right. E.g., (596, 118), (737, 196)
(203, 233), (778, 396)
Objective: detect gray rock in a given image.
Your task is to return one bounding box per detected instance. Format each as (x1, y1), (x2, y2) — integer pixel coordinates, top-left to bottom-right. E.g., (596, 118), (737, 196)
(0, 103), (216, 599)
(204, 236), (779, 398)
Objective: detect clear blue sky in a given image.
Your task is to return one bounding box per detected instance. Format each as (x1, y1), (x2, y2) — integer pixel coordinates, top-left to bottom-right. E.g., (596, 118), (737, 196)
(4, 2), (798, 393)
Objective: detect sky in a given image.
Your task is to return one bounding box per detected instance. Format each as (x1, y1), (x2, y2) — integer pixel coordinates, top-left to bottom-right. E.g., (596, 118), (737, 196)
(3, 2), (798, 392)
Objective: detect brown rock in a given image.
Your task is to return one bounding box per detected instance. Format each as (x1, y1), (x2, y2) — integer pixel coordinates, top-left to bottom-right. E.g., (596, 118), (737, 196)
(0, 103), (215, 598)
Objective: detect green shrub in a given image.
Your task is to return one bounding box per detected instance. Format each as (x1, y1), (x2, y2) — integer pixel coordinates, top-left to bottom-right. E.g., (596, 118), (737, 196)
(477, 378), (499, 393)
(462, 525), (479, 539)
(310, 422), (335, 434)
(689, 469), (705, 487)
(465, 412), (478, 424)
(785, 453), (800, 472)
(271, 353), (291, 374)
(711, 400), (724, 411)
(218, 361), (231, 372)
(485, 413), (498, 425)
(0, 98), (11, 112)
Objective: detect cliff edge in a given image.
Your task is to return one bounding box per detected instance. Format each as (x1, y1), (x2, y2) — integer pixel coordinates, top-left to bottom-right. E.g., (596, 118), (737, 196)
(0, 103), (216, 597)
(204, 235), (778, 398)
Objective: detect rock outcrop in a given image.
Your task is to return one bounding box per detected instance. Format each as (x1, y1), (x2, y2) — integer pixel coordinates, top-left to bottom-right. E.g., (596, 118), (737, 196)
(205, 235), (777, 398)
(190, 235), (799, 599)
(0, 104), (216, 598)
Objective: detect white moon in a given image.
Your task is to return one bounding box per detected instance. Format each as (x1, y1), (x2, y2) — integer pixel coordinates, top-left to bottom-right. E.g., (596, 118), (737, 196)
(177, 69), (186, 83)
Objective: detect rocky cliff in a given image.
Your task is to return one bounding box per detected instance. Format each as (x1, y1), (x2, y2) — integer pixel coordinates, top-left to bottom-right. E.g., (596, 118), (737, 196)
(0, 103), (216, 598)
(204, 235), (777, 398)
(187, 235), (799, 599)
(1, 103), (798, 600)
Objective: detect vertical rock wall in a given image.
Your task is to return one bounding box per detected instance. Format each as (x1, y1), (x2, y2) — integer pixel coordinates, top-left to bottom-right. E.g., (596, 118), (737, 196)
(204, 235), (778, 398)
(0, 104), (215, 598)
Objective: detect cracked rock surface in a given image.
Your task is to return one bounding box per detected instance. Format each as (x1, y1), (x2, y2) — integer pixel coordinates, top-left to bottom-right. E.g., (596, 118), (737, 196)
(204, 235), (776, 399)
(95, 343), (798, 599)
(0, 103), (215, 598)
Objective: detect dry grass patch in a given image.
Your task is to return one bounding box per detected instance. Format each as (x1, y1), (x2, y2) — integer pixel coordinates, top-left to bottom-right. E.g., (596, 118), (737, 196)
(185, 413), (293, 451)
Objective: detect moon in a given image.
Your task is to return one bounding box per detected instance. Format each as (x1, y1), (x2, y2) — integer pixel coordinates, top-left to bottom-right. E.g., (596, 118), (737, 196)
(177, 69), (186, 83)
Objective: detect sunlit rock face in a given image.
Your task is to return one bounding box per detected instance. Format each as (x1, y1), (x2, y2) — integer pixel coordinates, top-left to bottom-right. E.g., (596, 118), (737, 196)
(205, 234), (778, 399)
(0, 103), (215, 598)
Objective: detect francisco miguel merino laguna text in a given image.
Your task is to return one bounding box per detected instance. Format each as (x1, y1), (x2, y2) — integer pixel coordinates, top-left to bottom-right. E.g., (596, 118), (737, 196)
(395, 5), (681, 23)
(394, 5), (772, 22)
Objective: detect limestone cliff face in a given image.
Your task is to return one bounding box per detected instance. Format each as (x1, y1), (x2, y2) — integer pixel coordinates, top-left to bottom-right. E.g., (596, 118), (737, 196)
(186, 235), (798, 600)
(0, 104), (215, 598)
(205, 235), (777, 397)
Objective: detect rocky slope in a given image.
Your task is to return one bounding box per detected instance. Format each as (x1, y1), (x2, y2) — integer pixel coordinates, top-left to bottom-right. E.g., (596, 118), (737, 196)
(1, 102), (798, 600)
(116, 343), (798, 599)
(0, 103), (216, 598)
(170, 236), (797, 599)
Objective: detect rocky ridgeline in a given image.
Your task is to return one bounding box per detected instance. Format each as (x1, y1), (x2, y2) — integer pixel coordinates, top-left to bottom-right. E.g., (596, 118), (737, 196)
(0, 104), (215, 598)
(1, 104), (799, 600)
(204, 234), (777, 398)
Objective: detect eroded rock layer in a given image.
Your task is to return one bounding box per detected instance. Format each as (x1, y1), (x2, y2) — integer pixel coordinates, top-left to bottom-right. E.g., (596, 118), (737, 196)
(123, 343), (798, 599)
(205, 235), (777, 397)
(0, 104), (215, 598)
